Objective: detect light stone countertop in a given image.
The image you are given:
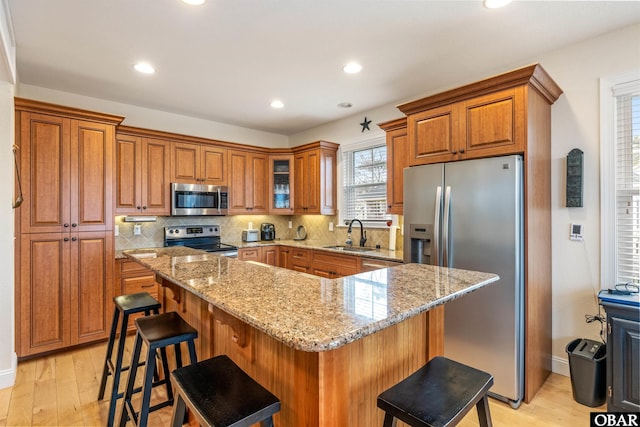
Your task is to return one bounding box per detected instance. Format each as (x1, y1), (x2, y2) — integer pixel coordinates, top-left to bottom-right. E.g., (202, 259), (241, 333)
(123, 247), (498, 352)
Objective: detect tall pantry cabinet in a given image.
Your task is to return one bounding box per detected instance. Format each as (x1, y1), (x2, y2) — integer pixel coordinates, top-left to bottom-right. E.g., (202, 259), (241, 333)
(14, 98), (124, 357)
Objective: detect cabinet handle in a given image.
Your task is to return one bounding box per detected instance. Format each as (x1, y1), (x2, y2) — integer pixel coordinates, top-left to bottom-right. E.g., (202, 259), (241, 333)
(137, 206), (142, 210)
(71, 237), (77, 241)
(459, 148), (465, 153)
(451, 150), (458, 154)
(141, 283), (155, 288)
(64, 237), (69, 242)
(64, 223), (69, 228)
(71, 223), (77, 228)
(142, 206), (147, 210)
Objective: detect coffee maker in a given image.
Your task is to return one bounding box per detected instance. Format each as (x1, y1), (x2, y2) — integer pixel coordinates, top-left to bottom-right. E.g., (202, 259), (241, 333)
(260, 223), (275, 241)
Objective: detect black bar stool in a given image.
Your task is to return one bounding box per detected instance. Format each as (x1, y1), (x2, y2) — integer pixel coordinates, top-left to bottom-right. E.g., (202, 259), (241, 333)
(377, 356), (494, 427)
(170, 355), (281, 427)
(118, 311), (198, 427)
(98, 292), (162, 427)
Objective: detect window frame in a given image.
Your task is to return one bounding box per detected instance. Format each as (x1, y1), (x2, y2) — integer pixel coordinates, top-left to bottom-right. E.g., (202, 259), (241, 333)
(600, 70), (640, 288)
(339, 136), (388, 229)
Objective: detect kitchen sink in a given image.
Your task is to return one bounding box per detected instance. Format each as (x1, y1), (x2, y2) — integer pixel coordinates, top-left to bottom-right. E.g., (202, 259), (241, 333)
(322, 245), (374, 252)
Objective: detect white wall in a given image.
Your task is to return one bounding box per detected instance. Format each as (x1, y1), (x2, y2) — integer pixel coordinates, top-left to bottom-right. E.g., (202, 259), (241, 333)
(17, 84), (289, 149)
(0, 81), (16, 389)
(289, 23), (640, 376)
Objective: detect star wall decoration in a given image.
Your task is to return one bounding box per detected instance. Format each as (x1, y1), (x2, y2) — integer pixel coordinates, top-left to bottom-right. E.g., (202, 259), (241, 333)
(360, 116), (372, 132)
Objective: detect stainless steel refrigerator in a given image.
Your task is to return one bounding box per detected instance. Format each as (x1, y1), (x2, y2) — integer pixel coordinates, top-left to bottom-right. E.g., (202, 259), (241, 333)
(403, 155), (524, 408)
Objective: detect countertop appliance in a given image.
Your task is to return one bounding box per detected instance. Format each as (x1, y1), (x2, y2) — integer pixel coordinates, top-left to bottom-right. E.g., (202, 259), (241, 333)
(164, 225), (237, 257)
(171, 183), (228, 216)
(403, 155), (524, 408)
(242, 229), (260, 242)
(260, 223), (275, 241)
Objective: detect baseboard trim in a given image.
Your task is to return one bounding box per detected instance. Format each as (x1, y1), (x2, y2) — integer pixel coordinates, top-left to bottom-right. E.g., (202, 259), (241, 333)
(0, 352), (17, 389)
(552, 354), (570, 377)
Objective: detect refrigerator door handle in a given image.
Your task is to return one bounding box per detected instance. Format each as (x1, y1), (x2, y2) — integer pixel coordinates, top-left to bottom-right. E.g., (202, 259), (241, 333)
(433, 186), (442, 266)
(443, 186), (451, 267)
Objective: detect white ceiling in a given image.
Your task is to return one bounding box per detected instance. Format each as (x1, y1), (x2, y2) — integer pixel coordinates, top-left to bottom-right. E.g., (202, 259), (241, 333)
(7, 0), (640, 135)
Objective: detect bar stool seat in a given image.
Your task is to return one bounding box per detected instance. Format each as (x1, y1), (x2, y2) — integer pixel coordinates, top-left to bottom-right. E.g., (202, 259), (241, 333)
(119, 312), (198, 427)
(98, 292), (162, 427)
(170, 355), (281, 427)
(377, 356), (494, 427)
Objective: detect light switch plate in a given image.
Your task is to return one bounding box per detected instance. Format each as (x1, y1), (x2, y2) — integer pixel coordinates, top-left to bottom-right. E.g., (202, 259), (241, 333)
(329, 222), (334, 231)
(133, 224), (142, 236)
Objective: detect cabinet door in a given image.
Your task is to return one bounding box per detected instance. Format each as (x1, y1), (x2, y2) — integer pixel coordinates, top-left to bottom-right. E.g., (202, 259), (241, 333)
(262, 247), (278, 266)
(70, 232), (114, 345)
(460, 87), (525, 159)
(115, 134), (141, 214)
(141, 138), (171, 215)
(201, 146), (227, 185)
(228, 150), (268, 214)
(19, 233), (71, 356)
(279, 247), (291, 269)
(294, 151), (320, 214)
(71, 120), (114, 232)
(319, 147), (337, 215)
(238, 247), (261, 261)
(172, 141), (200, 183)
(386, 126), (409, 214)
(269, 155), (295, 214)
(19, 112), (71, 234)
(408, 104), (459, 166)
(249, 153), (269, 213)
(610, 315), (640, 411)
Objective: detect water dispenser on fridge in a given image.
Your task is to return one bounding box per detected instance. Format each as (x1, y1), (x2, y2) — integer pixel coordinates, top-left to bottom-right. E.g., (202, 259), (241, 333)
(409, 224), (433, 265)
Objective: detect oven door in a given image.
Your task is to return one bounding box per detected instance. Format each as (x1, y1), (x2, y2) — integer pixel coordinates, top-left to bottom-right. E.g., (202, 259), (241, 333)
(171, 183), (228, 216)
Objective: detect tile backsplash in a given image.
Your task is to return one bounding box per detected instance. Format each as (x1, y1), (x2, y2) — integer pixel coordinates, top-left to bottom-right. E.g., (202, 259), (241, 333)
(115, 214), (404, 251)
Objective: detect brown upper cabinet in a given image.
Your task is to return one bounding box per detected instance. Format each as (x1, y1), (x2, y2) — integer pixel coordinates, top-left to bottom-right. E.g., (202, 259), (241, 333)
(228, 149), (269, 214)
(269, 154), (295, 214)
(16, 98), (123, 234)
(398, 65), (560, 166)
(292, 141), (339, 215)
(172, 141), (227, 185)
(115, 132), (171, 215)
(378, 118), (409, 215)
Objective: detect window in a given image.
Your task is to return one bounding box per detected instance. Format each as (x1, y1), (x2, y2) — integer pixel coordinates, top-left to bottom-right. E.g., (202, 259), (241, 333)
(601, 73), (640, 286)
(342, 142), (387, 225)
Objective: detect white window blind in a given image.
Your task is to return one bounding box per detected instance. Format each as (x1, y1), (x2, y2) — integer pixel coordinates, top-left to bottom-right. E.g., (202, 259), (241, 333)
(342, 144), (387, 223)
(614, 80), (640, 284)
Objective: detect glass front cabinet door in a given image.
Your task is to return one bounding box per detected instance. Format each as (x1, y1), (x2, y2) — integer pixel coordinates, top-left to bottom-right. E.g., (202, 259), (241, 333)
(269, 155), (294, 214)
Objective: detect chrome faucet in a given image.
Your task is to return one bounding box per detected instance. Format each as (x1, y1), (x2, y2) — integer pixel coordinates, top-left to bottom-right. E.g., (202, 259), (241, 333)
(346, 219), (367, 247)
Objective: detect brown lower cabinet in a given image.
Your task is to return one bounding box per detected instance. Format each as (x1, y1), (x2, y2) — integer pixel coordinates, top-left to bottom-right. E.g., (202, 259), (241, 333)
(17, 232), (115, 357)
(116, 259), (160, 331)
(238, 246), (278, 266)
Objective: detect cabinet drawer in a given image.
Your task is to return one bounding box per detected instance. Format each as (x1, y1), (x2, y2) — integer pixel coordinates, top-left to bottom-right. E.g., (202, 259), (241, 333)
(312, 251), (359, 270)
(291, 248), (310, 262)
(123, 275), (158, 297)
(238, 248), (261, 261)
(121, 259), (150, 275)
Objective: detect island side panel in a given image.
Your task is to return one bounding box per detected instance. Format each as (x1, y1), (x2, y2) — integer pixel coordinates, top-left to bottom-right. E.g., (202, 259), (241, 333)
(319, 311), (431, 426)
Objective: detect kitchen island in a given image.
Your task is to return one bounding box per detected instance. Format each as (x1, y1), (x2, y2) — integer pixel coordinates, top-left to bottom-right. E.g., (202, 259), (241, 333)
(124, 247), (498, 426)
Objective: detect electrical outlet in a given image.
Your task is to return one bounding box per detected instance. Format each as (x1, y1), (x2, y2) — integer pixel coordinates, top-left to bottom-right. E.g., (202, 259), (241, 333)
(133, 224), (142, 236)
(114, 225), (119, 236)
(288, 221), (292, 229)
(329, 222), (334, 231)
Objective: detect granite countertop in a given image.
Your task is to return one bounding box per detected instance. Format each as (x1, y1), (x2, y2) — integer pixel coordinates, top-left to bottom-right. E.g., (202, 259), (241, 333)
(124, 247), (498, 352)
(233, 239), (404, 262)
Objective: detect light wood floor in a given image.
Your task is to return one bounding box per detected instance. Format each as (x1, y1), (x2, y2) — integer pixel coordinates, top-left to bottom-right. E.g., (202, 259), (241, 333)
(0, 339), (604, 426)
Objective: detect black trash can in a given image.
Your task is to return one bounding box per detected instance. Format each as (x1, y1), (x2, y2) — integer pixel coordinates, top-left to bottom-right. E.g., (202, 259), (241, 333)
(565, 338), (607, 407)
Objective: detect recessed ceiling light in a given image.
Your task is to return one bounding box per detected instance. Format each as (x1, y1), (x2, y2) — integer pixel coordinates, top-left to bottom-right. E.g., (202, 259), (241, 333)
(483, 0), (512, 8)
(337, 102), (353, 108)
(181, 0), (206, 5)
(270, 100), (284, 109)
(133, 62), (155, 74)
(343, 62), (362, 74)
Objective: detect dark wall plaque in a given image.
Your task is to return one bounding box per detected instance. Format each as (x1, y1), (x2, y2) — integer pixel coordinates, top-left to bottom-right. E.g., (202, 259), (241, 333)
(566, 148), (583, 207)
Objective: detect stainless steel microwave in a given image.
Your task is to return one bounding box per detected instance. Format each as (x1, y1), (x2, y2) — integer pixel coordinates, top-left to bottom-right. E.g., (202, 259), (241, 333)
(171, 183), (228, 216)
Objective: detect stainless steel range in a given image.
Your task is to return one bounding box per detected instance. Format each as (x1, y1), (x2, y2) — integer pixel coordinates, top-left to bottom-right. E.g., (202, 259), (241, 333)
(164, 225), (238, 257)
